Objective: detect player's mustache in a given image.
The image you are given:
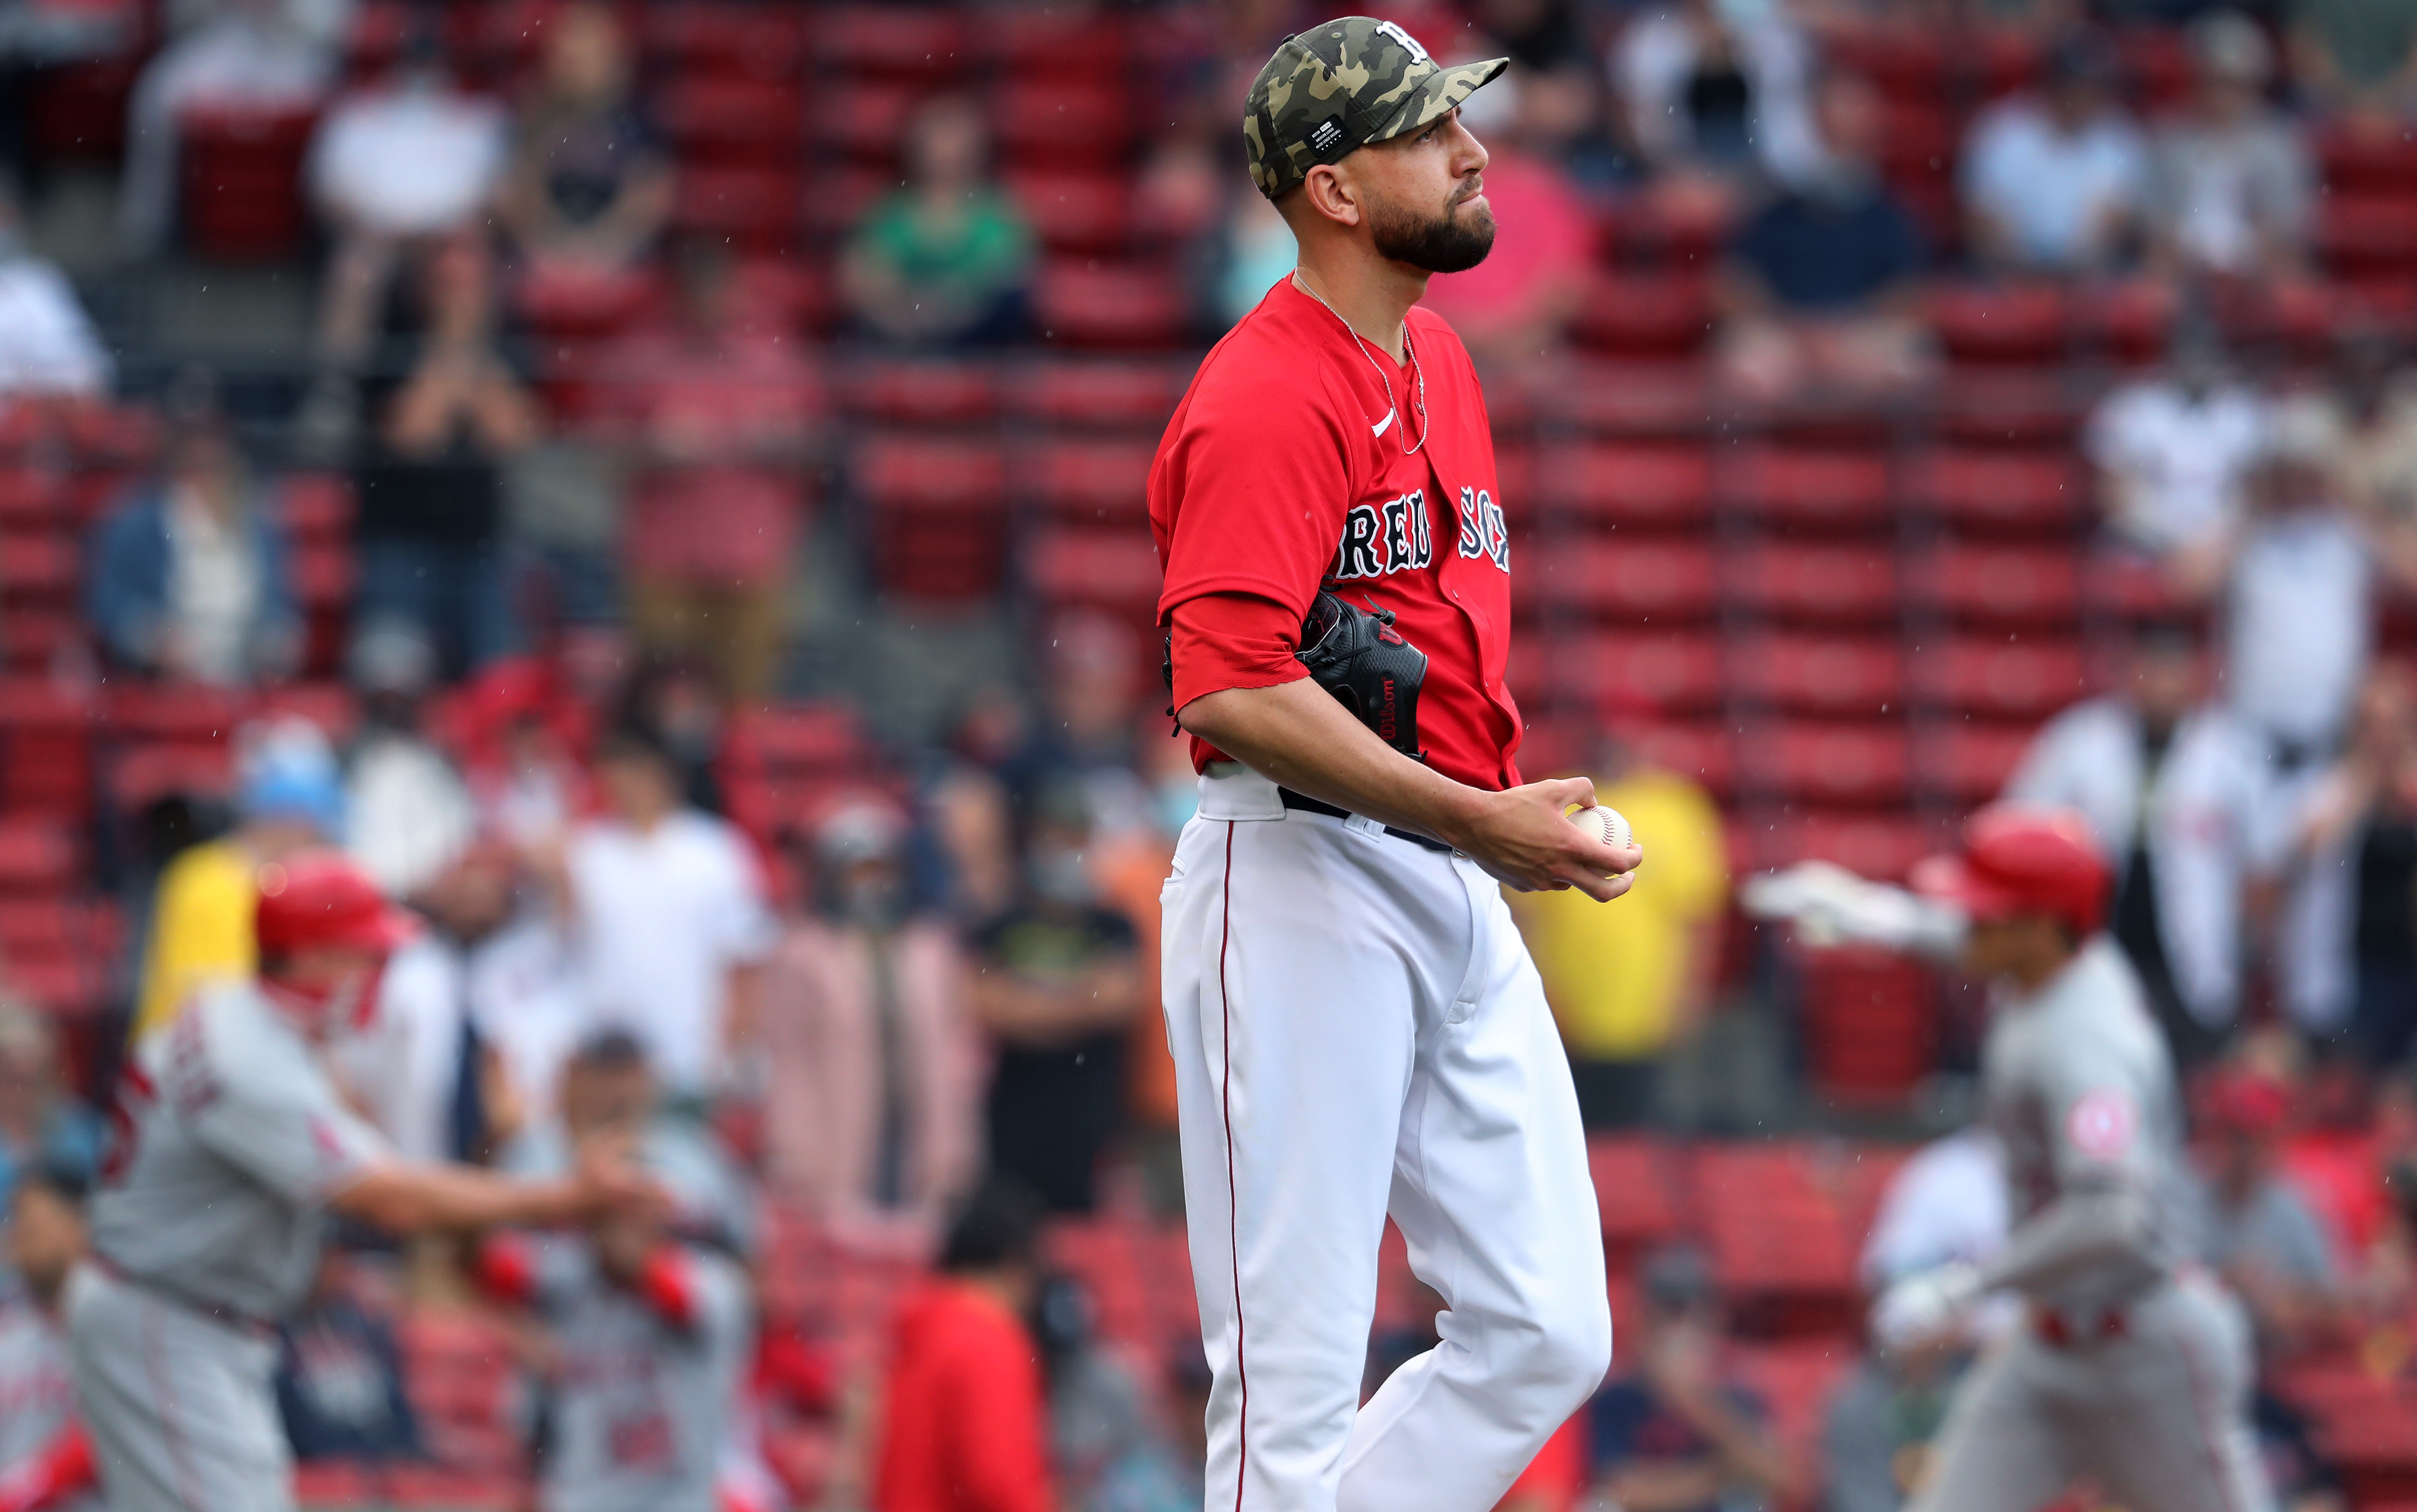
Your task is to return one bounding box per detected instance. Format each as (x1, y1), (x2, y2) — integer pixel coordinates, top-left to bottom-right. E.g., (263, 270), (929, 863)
(1450, 175), (1484, 206)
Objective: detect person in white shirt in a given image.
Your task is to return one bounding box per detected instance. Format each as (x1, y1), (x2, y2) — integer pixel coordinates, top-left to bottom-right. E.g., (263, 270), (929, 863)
(554, 724), (774, 1105)
(0, 184), (109, 399)
(2086, 323), (2268, 557)
(1614, 0), (1822, 191)
(1961, 33), (2151, 276)
(2004, 623), (2282, 1065)
(2176, 396), (2417, 771)
(2148, 12), (2313, 285)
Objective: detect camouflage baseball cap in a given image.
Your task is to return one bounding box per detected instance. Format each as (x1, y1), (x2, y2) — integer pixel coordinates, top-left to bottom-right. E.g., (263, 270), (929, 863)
(1244, 17), (1508, 201)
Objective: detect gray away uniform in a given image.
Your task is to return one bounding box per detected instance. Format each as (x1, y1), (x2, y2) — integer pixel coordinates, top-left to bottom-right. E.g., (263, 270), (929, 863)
(529, 1243), (751, 1512)
(65, 983), (386, 1512)
(1909, 938), (2274, 1512)
(0, 1302), (101, 1512)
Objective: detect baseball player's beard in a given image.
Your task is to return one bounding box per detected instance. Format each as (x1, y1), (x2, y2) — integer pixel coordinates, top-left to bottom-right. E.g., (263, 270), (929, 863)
(1370, 184), (1496, 274)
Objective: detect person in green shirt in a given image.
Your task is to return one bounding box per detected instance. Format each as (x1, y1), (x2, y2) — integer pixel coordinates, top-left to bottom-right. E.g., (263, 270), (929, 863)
(841, 96), (1035, 348)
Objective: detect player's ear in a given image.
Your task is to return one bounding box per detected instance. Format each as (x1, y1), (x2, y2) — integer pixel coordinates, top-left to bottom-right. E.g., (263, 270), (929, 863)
(1299, 164), (1363, 230)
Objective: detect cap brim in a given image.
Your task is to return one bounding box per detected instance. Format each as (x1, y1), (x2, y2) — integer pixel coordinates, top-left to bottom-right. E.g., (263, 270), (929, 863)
(1908, 853), (2023, 923)
(1370, 55), (1509, 145)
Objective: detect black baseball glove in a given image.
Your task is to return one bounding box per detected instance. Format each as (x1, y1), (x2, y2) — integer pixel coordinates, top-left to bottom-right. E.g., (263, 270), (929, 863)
(1297, 590), (1427, 760)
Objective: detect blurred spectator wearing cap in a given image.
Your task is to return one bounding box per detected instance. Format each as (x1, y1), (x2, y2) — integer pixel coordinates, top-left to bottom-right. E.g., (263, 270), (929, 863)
(354, 231), (540, 679)
(2279, 663), (2417, 1060)
(605, 238), (824, 703)
(1509, 729), (1729, 1129)
(2175, 395), (2417, 775)
(2289, 0), (2417, 125)
(0, 1000), (98, 1230)
(758, 797), (982, 1243)
(0, 180), (108, 399)
(1584, 1245), (1793, 1512)
(496, 2), (671, 275)
(971, 787), (1141, 1214)
(2085, 317), (2268, 558)
(1960, 32), (2151, 277)
(1421, 65), (1593, 364)
(307, 31), (508, 380)
(86, 370), (300, 686)
(999, 614), (1151, 831)
(842, 96), (1035, 349)
(2005, 623), (2281, 1066)
(1033, 1274), (1193, 1512)
(118, 0), (347, 255)
(2148, 12), (2314, 287)
(552, 723), (775, 1107)
(131, 715), (344, 1039)
(2181, 1066), (2346, 1361)
(1713, 70), (1932, 403)
(1, 1160), (99, 1512)
(343, 621), (475, 901)
(872, 1178), (1054, 1512)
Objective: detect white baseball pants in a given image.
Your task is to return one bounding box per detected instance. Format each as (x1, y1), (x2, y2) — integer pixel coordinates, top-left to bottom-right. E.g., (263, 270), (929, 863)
(1160, 768), (1611, 1512)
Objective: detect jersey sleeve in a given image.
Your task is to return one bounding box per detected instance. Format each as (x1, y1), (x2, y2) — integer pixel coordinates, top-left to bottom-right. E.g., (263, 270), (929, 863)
(2032, 1033), (2162, 1198)
(1156, 362), (1357, 624)
(180, 1007), (388, 1205)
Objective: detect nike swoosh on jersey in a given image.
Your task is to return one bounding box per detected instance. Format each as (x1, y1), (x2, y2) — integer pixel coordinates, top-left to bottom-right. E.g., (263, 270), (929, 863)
(1372, 408), (1396, 438)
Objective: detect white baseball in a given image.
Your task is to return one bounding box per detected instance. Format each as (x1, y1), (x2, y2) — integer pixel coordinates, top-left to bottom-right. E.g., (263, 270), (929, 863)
(1568, 804), (1633, 851)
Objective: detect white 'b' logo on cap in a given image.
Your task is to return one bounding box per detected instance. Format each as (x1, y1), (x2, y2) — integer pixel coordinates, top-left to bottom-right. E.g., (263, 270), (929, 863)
(1375, 20), (1430, 64)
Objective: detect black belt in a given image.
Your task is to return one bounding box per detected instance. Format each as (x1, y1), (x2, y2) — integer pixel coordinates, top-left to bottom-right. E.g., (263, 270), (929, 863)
(1277, 788), (1455, 854)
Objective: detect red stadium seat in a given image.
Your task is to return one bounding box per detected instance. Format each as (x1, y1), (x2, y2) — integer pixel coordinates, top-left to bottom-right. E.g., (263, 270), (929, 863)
(2320, 194), (2417, 276)
(990, 83), (1131, 169)
(509, 261), (658, 340)
(1731, 447), (1893, 532)
(1619, 719), (1737, 796)
(980, 7), (1131, 75)
(1921, 720), (2037, 802)
(1022, 436), (1154, 524)
(1795, 945), (1942, 1098)
(1929, 283), (2068, 367)
(2082, 551), (2192, 622)
(289, 541), (357, 609)
(178, 103), (318, 262)
(847, 357), (998, 425)
(0, 817), (77, 895)
(653, 76), (802, 166)
(1, 609), (77, 671)
(1910, 543), (2083, 627)
(673, 164), (801, 252)
(1035, 260), (1189, 350)
(855, 434), (1006, 510)
(798, 165), (892, 242)
(1531, 538), (1721, 622)
(1024, 529), (1160, 614)
(0, 467), (64, 528)
(816, 7), (968, 80)
(1744, 721), (1913, 806)
(722, 704), (866, 779)
(1010, 359), (1191, 430)
(1587, 1136), (1687, 1262)
(1006, 171), (1133, 254)
(1725, 543), (1900, 625)
(1570, 271), (1714, 357)
(811, 82), (928, 162)
(1540, 362), (1715, 437)
(0, 679), (91, 813)
(2318, 127), (2417, 193)
(1545, 632), (1725, 713)
(644, 3), (809, 80)
(1731, 633), (1904, 717)
(1910, 448), (2081, 535)
(0, 533), (76, 598)
(1537, 441), (1714, 530)
(1911, 635), (2090, 719)
(1748, 810), (1941, 881)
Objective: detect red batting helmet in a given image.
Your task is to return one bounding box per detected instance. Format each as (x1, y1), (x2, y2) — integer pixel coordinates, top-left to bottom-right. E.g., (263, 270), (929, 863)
(255, 850), (417, 962)
(1910, 805), (2111, 938)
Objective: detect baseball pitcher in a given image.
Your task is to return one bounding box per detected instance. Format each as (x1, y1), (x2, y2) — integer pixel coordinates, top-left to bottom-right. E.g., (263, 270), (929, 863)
(65, 851), (656, 1512)
(1150, 18), (1643, 1512)
(1747, 807), (2275, 1512)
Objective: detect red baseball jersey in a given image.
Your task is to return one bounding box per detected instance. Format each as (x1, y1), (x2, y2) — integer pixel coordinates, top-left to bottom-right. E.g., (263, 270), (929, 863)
(1150, 278), (1523, 791)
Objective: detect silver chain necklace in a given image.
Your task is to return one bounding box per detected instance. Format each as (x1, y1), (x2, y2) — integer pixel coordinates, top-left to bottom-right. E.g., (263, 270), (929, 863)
(1292, 270), (1427, 455)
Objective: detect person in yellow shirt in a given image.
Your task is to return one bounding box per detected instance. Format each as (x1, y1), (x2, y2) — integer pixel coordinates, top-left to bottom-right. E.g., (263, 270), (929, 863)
(131, 721), (345, 1039)
(1509, 734), (1729, 1128)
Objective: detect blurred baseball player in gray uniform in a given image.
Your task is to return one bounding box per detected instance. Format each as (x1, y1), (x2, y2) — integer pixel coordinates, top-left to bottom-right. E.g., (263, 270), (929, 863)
(480, 1200), (752, 1512)
(0, 1162), (99, 1512)
(1747, 806), (2274, 1512)
(65, 851), (657, 1512)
